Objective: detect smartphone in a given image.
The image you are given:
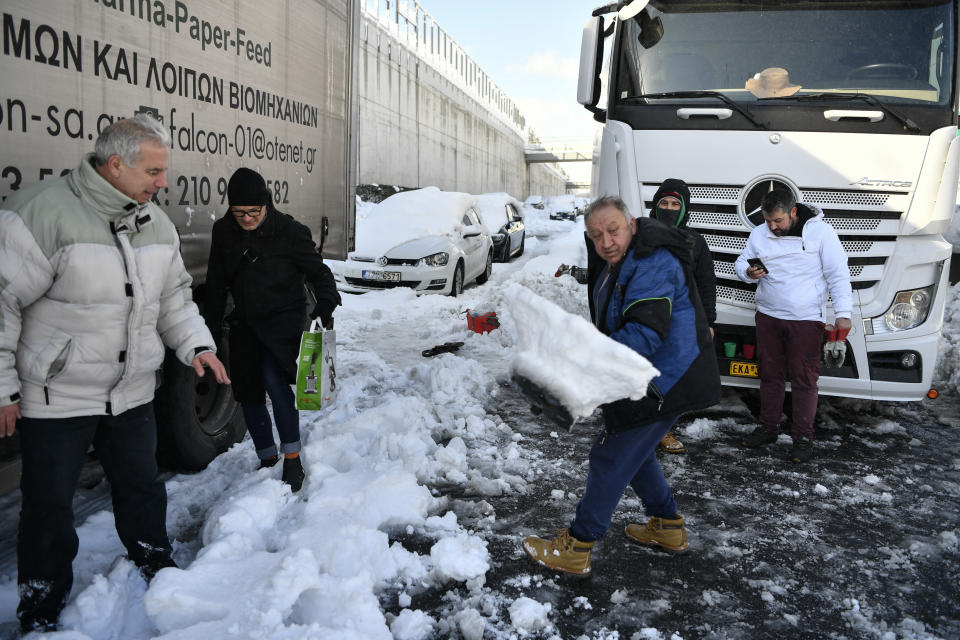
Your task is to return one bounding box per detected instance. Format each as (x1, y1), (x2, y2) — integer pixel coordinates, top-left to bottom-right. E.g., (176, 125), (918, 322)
(747, 257), (768, 273)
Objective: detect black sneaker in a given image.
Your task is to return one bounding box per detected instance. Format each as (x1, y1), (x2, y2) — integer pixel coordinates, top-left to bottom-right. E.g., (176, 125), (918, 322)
(139, 556), (177, 582)
(20, 613), (59, 634)
(742, 426), (780, 448)
(135, 547), (178, 582)
(282, 456), (305, 492)
(258, 455), (280, 470)
(789, 437), (813, 463)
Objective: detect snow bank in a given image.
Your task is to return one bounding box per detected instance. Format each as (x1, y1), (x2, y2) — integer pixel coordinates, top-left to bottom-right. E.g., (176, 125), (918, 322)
(934, 280), (960, 394)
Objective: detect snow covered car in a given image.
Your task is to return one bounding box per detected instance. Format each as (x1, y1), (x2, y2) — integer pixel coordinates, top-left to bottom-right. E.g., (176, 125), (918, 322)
(546, 194), (579, 221)
(475, 192), (526, 262)
(524, 195), (545, 209)
(331, 187), (493, 296)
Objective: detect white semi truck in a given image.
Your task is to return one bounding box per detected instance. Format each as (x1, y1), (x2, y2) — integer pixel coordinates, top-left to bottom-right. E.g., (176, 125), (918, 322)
(579, 0), (957, 401)
(0, 0), (359, 474)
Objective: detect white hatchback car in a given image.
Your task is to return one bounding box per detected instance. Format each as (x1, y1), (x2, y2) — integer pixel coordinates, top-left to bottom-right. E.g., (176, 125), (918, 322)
(331, 187), (494, 296)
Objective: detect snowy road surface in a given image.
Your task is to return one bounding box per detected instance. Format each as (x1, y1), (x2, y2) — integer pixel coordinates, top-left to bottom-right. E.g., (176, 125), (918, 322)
(1, 210), (958, 639)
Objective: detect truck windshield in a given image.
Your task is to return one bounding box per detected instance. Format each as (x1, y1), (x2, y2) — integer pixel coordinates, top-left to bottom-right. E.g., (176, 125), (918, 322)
(616, 0), (955, 108)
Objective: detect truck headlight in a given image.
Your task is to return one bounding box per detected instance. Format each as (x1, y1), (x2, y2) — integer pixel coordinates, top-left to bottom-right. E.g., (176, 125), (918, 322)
(864, 285), (934, 335)
(418, 252), (449, 267)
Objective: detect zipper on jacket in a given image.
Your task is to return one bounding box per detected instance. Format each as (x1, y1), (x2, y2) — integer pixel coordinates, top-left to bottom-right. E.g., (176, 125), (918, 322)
(648, 382), (664, 412)
(109, 220), (140, 400)
(42, 342), (72, 406)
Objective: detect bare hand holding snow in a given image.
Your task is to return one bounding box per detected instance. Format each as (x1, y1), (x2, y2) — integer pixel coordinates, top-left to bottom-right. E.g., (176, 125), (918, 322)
(505, 283), (659, 421)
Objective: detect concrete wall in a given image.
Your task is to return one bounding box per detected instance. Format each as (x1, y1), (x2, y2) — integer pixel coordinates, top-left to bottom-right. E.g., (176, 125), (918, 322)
(528, 164), (569, 198)
(357, 14), (567, 198)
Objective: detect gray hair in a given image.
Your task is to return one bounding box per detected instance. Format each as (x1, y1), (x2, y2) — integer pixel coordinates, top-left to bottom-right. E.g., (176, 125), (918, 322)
(584, 195), (632, 226)
(94, 114), (170, 167)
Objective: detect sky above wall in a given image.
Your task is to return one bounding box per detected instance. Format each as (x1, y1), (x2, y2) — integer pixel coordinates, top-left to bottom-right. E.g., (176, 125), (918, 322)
(423, 1), (600, 185)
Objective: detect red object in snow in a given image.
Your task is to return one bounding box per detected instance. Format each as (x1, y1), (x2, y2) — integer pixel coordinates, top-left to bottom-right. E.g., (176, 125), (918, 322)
(466, 309), (499, 334)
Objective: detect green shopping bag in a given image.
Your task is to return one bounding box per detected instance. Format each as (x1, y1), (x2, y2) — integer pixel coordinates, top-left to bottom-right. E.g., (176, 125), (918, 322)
(295, 319), (337, 410)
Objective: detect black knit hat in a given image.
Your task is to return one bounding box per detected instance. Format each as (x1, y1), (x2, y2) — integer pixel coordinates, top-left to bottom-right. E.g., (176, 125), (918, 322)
(227, 167), (270, 207)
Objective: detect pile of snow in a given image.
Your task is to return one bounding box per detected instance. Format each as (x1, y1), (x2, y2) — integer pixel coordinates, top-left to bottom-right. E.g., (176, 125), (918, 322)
(352, 187), (477, 258)
(508, 597), (551, 634)
(355, 195), (376, 221)
(945, 204), (960, 249)
(934, 281), (960, 394)
(506, 282), (659, 421)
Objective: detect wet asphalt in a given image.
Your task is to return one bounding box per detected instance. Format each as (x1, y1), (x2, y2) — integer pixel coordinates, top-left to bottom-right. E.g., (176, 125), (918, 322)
(409, 384), (960, 640)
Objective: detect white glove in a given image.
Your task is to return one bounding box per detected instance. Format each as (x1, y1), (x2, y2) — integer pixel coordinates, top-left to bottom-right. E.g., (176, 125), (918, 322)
(823, 340), (846, 368)
(822, 325), (850, 369)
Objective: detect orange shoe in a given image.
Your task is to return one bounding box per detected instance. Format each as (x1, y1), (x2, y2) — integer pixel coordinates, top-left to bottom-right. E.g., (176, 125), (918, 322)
(522, 529), (594, 576)
(658, 432), (685, 454)
(625, 515), (689, 554)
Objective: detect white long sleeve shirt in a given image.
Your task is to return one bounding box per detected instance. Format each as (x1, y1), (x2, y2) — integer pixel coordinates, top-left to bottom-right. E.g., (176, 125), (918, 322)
(734, 203), (853, 322)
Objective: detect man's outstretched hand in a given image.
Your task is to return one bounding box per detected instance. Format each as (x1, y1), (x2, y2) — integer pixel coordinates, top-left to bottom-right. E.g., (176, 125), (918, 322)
(192, 352), (231, 384)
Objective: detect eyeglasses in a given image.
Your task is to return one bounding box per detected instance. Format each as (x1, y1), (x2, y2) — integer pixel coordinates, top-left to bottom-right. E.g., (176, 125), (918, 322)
(230, 207), (263, 219)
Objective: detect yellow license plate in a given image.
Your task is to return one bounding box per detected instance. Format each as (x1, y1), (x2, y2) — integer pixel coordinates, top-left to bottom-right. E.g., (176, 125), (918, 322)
(729, 361), (758, 377)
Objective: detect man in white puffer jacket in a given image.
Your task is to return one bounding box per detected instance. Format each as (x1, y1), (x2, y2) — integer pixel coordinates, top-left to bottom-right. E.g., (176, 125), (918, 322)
(0, 114), (229, 633)
(734, 188), (852, 464)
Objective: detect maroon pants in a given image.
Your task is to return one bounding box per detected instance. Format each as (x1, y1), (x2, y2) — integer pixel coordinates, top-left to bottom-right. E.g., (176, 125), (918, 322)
(755, 312), (824, 439)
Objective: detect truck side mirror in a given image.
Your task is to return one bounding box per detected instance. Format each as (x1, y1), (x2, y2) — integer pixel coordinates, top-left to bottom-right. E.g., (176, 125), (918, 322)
(637, 9), (663, 49)
(577, 16), (605, 111)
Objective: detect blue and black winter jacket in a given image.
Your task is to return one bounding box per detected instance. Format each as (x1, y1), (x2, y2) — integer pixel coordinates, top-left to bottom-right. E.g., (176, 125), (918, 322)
(586, 217), (720, 432)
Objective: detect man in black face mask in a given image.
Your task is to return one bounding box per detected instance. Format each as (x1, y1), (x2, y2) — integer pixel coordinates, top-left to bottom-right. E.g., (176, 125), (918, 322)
(650, 179), (717, 454)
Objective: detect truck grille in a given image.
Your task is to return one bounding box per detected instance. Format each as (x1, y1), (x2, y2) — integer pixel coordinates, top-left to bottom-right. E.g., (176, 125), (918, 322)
(646, 183), (906, 308)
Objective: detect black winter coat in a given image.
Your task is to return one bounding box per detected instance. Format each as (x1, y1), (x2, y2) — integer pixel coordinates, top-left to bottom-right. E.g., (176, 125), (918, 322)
(203, 206), (341, 403)
(651, 178), (716, 325)
(686, 230), (717, 325)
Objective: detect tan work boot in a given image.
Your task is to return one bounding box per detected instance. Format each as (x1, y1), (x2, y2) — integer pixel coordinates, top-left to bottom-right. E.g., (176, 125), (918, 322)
(658, 432), (685, 454)
(522, 529), (594, 576)
(625, 515), (689, 554)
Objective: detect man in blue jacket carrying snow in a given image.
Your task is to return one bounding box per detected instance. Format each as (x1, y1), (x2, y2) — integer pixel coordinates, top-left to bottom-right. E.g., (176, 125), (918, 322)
(736, 189), (852, 463)
(522, 195), (720, 576)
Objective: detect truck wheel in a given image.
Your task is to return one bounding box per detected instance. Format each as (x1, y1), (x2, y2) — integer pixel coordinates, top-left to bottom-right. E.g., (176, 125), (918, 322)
(155, 347), (246, 471)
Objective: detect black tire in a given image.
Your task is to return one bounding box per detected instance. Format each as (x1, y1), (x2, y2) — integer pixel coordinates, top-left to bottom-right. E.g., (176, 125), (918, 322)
(516, 233), (525, 257)
(448, 262), (465, 297)
(476, 251), (493, 285)
(155, 344), (246, 472)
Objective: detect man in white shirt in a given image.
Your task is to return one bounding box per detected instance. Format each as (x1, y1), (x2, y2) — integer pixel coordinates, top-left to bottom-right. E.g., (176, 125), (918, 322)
(735, 189), (852, 463)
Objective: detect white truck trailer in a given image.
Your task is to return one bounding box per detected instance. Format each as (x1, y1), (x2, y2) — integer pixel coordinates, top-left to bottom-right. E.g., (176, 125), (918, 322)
(0, 0), (359, 473)
(579, 0), (958, 401)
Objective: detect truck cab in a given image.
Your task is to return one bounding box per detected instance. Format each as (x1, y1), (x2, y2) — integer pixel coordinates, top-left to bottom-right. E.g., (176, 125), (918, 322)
(579, 0), (958, 400)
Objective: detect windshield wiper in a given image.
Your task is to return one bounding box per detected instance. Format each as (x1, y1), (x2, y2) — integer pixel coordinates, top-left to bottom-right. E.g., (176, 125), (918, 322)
(622, 91), (765, 129)
(761, 92), (920, 134)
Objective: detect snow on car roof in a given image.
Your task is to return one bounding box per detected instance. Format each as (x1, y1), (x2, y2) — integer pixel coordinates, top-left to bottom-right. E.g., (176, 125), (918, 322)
(475, 192), (523, 230)
(355, 187), (476, 257)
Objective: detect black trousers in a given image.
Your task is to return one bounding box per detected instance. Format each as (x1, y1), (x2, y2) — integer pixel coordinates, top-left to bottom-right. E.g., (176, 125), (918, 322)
(17, 402), (172, 626)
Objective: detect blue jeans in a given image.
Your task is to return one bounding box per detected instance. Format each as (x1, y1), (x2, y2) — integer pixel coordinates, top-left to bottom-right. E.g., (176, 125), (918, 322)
(241, 351), (300, 459)
(17, 402), (172, 626)
(570, 417), (678, 542)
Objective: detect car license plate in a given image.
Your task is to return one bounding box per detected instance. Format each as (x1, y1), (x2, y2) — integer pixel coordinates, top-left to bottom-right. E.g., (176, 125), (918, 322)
(361, 270), (401, 282)
(729, 361), (759, 377)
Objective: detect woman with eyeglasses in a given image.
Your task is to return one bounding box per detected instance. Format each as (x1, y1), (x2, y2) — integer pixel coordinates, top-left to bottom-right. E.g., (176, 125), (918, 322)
(202, 167), (341, 491)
